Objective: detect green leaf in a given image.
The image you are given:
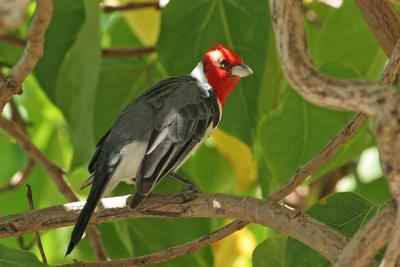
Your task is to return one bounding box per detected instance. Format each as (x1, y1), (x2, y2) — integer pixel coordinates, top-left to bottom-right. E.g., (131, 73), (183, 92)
(284, 238), (328, 267)
(311, 0), (386, 79)
(158, 0), (270, 145)
(94, 15), (162, 139)
(259, 87), (352, 185)
(284, 192), (383, 266)
(34, 0), (85, 100)
(258, 63), (370, 187)
(105, 218), (213, 266)
(0, 131), (13, 144)
(355, 177), (391, 203)
(54, 0), (101, 168)
(252, 234), (287, 267)
(0, 244), (47, 267)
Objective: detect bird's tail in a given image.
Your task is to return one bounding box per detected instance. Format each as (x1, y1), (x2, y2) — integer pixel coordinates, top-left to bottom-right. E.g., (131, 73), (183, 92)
(66, 177), (107, 256)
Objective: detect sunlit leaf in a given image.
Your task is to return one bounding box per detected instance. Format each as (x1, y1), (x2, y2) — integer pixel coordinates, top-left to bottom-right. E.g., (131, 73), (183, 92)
(212, 129), (257, 191)
(213, 226), (256, 267)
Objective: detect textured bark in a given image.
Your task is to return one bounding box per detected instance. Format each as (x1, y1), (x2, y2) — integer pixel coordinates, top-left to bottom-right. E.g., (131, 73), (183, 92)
(0, 193), (348, 263)
(355, 0), (400, 57)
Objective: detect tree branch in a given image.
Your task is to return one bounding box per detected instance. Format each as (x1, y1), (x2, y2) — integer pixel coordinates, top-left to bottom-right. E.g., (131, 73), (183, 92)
(0, 34), (156, 58)
(0, 34), (25, 48)
(63, 220), (247, 267)
(268, 112), (366, 202)
(0, 0), (53, 112)
(103, 1), (160, 13)
(270, 0), (400, 266)
(26, 185), (47, 264)
(0, 116), (108, 260)
(354, 0), (400, 57)
(270, 0), (397, 116)
(0, 193), (348, 264)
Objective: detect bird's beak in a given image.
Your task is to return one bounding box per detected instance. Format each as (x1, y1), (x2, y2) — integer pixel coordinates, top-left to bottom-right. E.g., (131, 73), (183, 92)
(231, 64), (253, 77)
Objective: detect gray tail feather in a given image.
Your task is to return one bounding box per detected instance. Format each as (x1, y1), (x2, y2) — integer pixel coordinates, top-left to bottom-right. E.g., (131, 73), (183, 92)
(65, 178), (106, 256)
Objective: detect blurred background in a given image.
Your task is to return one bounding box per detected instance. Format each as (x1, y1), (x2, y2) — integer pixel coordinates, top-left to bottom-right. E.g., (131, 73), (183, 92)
(0, 0), (396, 266)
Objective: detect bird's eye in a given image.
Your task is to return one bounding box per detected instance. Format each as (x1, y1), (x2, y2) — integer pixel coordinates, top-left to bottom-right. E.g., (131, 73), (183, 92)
(219, 59), (229, 70)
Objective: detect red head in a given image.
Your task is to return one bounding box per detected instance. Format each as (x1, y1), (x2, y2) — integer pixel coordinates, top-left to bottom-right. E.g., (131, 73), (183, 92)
(201, 43), (253, 107)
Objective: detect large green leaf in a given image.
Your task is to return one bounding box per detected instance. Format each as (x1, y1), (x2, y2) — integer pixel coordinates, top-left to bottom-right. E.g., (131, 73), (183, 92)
(94, 15), (162, 140)
(285, 192), (383, 266)
(252, 233), (287, 267)
(34, 0), (85, 100)
(258, 62), (371, 187)
(310, 0), (386, 79)
(100, 218), (213, 266)
(0, 244), (47, 267)
(355, 177), (391, 203)
(54, 0), (100, 168)
(253, 193), (383, 266)
(157, 0), (270, 145)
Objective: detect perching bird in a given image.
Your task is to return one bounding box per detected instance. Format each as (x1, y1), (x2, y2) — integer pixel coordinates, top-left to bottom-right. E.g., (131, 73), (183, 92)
(66, 43), (253, 255)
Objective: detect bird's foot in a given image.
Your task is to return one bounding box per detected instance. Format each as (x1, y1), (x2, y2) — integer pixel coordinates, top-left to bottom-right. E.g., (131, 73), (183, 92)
(170, 173), (202, 193)
(128, 193), (145, 210)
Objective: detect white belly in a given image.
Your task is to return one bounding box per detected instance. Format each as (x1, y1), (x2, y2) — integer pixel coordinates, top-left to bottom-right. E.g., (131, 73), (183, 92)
(103, 141), (147, 196)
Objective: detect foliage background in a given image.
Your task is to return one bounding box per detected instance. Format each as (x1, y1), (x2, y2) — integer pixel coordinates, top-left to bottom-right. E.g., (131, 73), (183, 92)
(0, 0), (393, 266)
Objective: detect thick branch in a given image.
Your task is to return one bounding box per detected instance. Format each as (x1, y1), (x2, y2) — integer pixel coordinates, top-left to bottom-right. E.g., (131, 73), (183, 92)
(354, 0), (400, 57)
(0, 193), (348, 264)
(270, 0), (398, 116)
(271, 0), (400, 266)
(0, 0), (53, 112)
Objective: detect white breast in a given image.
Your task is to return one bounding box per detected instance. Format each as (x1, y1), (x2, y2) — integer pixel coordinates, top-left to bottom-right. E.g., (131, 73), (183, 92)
(103, 141), (147, 196)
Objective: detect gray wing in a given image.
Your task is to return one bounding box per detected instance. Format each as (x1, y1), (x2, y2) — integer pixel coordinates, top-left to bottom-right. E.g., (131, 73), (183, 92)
(136, 77), (220, 196)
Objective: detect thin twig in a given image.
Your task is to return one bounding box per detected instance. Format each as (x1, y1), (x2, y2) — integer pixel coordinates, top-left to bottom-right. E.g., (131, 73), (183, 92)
(0, 95), (36, 193)
(101, 47), (156, 57)
(0, 0), (53, 112)
(0, 60), (13, 69)
(26, 184), (47, 263)
(103, 1), (160, 13)
(0, 34), (156, 58)
(268, 112), (367, 202)
(0, 159), (35, 193)
(0, 116), (108, 260)
(9, 99), (30, 132)
(17, 236), (35, 250)
(0, 34), (25, 48)
(0, 193), (349, 264)
(66, 221), (247, 267)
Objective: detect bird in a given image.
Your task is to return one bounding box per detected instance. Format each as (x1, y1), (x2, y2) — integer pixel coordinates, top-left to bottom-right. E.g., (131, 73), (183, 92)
(66, 43), (253, 256)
